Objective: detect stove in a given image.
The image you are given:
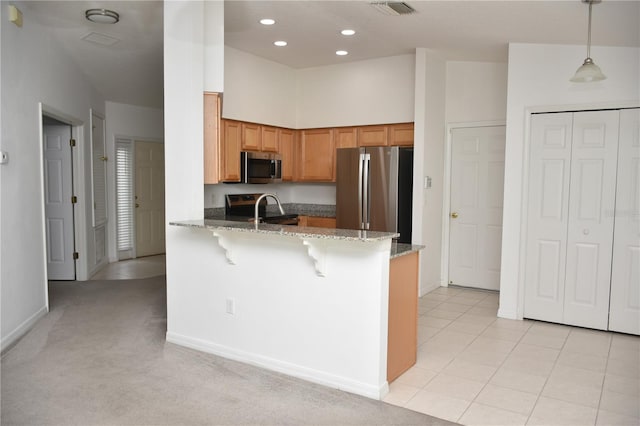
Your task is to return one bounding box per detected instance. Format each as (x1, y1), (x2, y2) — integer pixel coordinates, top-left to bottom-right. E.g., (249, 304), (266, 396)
(225, 193), (299, 225)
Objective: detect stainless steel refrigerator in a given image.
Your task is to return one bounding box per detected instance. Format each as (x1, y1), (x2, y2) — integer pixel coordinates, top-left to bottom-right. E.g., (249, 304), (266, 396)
(336, 147), (413, 243)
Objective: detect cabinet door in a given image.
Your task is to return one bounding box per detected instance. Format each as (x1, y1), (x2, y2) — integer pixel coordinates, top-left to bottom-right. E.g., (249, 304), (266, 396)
(563, 110), (619, 330)
(524, 113), (573, 324)
(307, 216), (336, 228)
(220, 120), (242, 182)
(279, 128), (295, 181)
(262, 125), (279, 153)
(609, 108), (640, 335)
(298, 128), (335, 182)
(335, 127), (358, 149)
(389, 123), (414, 146)
(203, 92), (220, 184)
(358, 125), (388, 147)
(241, 122), (261, 151)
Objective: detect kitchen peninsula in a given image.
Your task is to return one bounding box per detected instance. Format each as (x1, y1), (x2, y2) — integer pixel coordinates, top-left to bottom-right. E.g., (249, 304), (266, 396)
(168, 219), (422, 399)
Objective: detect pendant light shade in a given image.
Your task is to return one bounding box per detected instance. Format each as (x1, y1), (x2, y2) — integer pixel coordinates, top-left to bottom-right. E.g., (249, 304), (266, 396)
(570, 58), (606, 82)
(571, 0), (606, 83)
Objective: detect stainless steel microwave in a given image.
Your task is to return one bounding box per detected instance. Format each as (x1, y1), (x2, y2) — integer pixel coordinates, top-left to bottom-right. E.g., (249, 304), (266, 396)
(241, 152), (282, 184)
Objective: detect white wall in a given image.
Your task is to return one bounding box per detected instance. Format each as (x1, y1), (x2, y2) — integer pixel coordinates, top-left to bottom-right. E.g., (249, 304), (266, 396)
(446, 61), (508, 124)
(105, 102), (164, 261)
(499, 43), (640, 320)
(296, 54), (415, 128)
(0, 1), (105, 350)
(413, 49), (447, 295)
(223, 47), (297, 128)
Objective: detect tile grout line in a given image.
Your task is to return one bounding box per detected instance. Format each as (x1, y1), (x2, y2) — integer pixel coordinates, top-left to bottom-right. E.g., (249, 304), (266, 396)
(457, 312), (535, 424)
(594, 332), (614, 425)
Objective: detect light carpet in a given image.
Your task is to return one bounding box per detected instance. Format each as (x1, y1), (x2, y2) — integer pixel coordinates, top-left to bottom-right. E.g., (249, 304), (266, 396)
(1, 275), (455, 426)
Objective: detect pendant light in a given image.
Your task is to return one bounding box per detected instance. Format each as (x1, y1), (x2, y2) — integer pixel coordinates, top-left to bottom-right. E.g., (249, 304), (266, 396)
(570, 0), (606, 83)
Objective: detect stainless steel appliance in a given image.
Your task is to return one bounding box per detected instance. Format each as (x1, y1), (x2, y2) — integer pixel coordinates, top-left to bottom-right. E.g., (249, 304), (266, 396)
(240, 152), (282, 184)
(336, 147), (413, 243)
(225, 193), (298, 225)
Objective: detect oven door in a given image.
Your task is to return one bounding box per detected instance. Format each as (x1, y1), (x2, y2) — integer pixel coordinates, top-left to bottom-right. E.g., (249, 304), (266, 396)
(242, 152), (282, 183)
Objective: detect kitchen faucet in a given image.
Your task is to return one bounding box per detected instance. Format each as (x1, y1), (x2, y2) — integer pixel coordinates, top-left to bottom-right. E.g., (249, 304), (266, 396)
(254, 193), (285, 225)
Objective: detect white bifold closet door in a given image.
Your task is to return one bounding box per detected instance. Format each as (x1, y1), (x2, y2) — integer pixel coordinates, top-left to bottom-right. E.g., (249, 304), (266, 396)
(609, 108), (640, 334)
(525, 110), (620, 330)
(563, 110), (619, 330)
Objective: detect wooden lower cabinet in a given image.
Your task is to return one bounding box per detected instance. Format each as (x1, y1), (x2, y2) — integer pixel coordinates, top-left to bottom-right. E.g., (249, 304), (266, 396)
(387, 251), (418, 382)
(298, 215), (336, 228)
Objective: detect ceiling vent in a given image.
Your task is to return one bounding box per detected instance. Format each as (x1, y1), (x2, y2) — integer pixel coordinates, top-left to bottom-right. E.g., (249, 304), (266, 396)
(81, 32), (120, 47)
(370, 2), (416, 16)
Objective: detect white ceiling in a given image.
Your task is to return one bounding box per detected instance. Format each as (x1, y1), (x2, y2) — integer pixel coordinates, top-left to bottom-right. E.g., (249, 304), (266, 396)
(23, 1), (640, 109)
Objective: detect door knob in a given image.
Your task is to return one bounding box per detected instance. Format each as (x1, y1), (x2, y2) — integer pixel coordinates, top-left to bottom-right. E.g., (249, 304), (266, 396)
(451, 212), (459, 219)
(135, 203), (140, 208)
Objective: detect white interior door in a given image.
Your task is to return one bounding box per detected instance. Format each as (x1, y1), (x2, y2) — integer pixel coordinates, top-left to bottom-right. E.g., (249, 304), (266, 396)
(609, 108), (640, 335)
(563, 110), (619, 330)
(524, 113), (573, 323)
(449, 126), (505, 290)
(43, 124), (75, 280)
(135, 141), (165, 257)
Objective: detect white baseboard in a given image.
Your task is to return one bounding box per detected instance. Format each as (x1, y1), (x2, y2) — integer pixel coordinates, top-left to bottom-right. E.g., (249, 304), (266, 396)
(1, 305), (48, 353)
(166, 331), (388, 400)
(497, 308), (518, 320)
(419, 281), (442, 297)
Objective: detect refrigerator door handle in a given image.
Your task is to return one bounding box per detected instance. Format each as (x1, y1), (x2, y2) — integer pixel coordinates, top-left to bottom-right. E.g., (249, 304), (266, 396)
(362, 153), (370, 230)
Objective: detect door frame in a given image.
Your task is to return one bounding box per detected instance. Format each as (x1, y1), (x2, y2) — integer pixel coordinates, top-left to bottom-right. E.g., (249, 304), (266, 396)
(38, 103), (89, 292)
(441, 120), (506, 289)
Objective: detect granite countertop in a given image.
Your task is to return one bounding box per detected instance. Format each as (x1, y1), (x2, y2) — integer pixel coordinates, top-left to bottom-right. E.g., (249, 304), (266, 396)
(390, 242), (425, 259)
(171, 219), (398, 242)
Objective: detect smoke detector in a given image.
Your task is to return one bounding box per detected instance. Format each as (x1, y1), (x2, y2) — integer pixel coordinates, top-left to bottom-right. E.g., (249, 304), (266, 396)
(370, 2), (416, 16)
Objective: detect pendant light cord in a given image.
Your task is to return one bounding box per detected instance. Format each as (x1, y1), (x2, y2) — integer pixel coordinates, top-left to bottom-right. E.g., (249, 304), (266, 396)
(587, 1), (593, 59)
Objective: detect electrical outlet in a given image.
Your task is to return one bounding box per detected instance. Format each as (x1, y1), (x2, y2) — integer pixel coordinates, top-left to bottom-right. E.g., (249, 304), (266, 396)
(226, 298), (235, 315)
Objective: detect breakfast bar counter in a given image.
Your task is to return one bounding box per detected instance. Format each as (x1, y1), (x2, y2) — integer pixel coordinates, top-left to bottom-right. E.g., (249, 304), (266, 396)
(167, 218), (420, 400)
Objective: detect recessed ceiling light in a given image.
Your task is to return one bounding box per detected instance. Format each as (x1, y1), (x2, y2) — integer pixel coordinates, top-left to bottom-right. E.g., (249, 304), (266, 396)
(274, 41), (288, 47)
(336, 50), (348, 56)
(341, 29), (356, 36)
(260, 18), (275, 25)
(85, 8), (119, 24)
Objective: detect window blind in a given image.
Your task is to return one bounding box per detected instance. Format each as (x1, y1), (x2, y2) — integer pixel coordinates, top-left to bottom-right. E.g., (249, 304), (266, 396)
(116, 139), (134, 252)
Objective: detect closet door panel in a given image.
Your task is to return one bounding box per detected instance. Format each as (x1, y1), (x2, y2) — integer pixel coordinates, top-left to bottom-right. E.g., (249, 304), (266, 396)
(609, 108), (640, 335)
(563, 110), (619, 330)
(524, 113), (573, 323)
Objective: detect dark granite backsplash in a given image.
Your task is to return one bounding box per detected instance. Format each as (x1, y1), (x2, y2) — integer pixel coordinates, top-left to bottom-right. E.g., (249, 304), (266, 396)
(204, 204), (335, 220)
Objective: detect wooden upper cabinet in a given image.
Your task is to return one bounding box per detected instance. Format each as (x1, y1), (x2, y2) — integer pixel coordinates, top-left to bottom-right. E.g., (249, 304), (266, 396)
(241, 122), (262, 151)
(220, 119), (242, 182)
(279, 128), (295, 181)
(388, 123), (414, 146)
(261, 125), (279, 153)
(335, 127), (358, 149)
(358, 125), (388, 147)
(203, 92), (221, 184)
(297, 128), (335, 182)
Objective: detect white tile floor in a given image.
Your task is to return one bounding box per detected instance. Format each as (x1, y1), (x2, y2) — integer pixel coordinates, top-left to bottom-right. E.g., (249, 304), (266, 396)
(90, 255), (166, 280)
(384, 286), (640, 426)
